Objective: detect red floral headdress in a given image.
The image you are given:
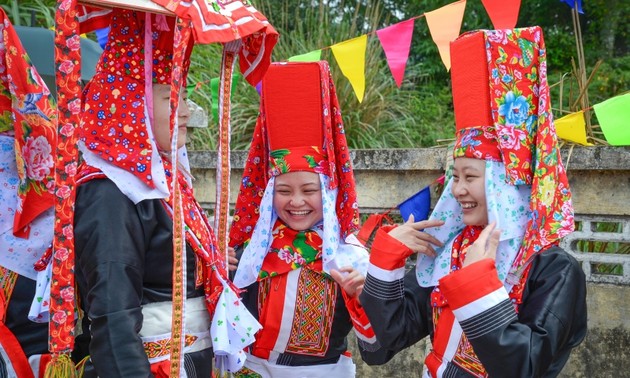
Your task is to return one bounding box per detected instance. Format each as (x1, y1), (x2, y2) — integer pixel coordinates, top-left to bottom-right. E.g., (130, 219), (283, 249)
(450, 27), (574, 281)
(229, 61), (359, 249)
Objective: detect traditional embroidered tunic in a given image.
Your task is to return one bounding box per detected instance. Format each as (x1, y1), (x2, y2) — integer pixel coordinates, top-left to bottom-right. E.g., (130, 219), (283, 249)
(234, 221), (383, 376)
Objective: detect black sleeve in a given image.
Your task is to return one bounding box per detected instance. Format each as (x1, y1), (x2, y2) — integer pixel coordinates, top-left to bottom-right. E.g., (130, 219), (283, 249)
(74, 179), (152, 377)
(464, 248), (587, 377)
(359, 268), (433, 365)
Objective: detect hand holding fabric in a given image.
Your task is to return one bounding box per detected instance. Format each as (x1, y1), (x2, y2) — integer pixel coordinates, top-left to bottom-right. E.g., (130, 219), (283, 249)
(462, 222), (501, 267)
(330, 266), (365, 299)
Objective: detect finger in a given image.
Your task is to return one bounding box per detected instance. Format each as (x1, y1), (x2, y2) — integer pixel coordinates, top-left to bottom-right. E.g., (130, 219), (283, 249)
(406, 213), (415, 224)
(329, 269), (345, 285)
(476, 221), (497, 245)
(408, 219), (445, 231)
(417, 232), (444, 247)
(336, 266), (354, 274)
(486, 228), (501, 258)
(228, 256), (239, 264)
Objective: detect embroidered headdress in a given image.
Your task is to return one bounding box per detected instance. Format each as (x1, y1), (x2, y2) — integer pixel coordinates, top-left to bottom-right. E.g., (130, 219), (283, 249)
(230, 61), (367, 288)
(417, 26), (574, 290)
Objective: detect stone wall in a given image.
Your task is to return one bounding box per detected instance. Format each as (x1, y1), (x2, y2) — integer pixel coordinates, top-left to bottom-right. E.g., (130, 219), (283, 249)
(189, 146), (630, 377)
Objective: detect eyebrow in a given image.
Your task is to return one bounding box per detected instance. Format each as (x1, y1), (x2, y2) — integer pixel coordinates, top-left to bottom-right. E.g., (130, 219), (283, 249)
(454, 165), (483, 174)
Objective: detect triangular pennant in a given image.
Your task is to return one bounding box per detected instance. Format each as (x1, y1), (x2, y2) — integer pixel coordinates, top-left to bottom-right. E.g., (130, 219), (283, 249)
(288, 50), (322, 62)
(554, 111), (592, 145)
(594, 94), (630, 146)
(425, 0), (467, 71)
(376, 19), (415, 88)
(330, 35), (367, 102)
(481, 0), (521, 29)
(560, 0), (584, 14)
(398, 186), (431, 222)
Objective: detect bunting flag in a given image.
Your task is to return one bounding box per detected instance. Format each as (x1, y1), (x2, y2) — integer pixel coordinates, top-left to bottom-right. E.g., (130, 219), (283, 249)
(376, 19), (415, 88)
(331, 35), (368, 102)
(425, 0), (467, 71)
(560, 0), (584, 14)
(594, 93), (630, 146)
(288, 50), (322, 62)
(398, 185), (431, 222)
(481, 0), (521, 29)
(554, 111), (592, 145)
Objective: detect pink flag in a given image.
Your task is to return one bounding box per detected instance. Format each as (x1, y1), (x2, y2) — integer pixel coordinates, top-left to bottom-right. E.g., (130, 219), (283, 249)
(481, 0), (521, 29)
(376, 19), (415, 88)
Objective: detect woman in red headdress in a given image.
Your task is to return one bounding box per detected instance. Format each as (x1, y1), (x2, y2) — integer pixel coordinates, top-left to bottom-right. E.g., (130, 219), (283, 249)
(73, 8), (261, 377)
(360, 27), (587, 377)
(228, 61), (386, 377)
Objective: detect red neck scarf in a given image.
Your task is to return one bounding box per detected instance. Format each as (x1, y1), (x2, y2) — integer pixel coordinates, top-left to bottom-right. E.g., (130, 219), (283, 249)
(258, 220), (324, 280)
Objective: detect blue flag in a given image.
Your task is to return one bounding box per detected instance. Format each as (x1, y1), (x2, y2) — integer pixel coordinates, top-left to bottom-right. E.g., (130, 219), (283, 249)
(559, 0), (583, 13)
(398, 186), (431, 222)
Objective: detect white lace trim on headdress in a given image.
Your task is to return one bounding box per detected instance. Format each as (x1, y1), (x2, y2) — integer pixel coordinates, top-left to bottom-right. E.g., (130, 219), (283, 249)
(416, 160), (531, 290)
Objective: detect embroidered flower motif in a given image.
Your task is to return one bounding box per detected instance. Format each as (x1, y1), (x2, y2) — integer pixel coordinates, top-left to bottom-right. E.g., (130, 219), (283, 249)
(499, 91), (530, 127)
(22, 135), (53, 181)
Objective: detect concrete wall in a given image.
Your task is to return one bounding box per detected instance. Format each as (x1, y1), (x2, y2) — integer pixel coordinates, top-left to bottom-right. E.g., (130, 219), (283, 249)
(189, 146), (630, 377)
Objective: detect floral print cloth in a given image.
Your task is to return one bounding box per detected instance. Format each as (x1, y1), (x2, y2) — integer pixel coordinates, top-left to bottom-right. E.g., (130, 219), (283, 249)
(0, 9), (56, 239)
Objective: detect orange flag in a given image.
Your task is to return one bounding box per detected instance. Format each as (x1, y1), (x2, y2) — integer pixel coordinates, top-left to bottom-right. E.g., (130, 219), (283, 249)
(425, 0), (467, 71)
(331, 35), (368, 102)
(481, 0), (521, 29)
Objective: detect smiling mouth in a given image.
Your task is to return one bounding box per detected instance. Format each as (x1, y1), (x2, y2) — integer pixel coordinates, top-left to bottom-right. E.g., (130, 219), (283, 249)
(288, 210), (311, 216)
(460, 202), (478, 209)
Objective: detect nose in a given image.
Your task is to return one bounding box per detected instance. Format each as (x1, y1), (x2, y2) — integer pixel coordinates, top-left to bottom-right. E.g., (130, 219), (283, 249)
(178, 96), (191, 120)
(451, 180), (466, 198)
(289, 195), (304, 207)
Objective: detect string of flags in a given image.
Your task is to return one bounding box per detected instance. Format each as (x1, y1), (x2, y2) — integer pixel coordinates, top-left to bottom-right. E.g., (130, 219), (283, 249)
(192, 0), (628, 146)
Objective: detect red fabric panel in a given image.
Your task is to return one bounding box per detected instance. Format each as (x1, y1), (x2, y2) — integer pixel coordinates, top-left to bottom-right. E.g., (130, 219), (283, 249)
(369, 228), (412, 270)
(438, 259), (503, 310)
(263, 63), (324, 151)
(0, 322), (35, 378)
(450, 31), (493, 131)
(252, 274), (288, 359)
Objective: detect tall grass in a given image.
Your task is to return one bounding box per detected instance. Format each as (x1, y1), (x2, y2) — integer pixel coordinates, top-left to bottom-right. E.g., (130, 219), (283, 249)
(1, 0), (56, 27)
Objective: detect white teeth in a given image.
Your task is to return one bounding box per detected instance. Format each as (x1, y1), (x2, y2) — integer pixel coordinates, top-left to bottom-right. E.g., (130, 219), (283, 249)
(289, 210), (310, 216)
(461, 203), (477, 209)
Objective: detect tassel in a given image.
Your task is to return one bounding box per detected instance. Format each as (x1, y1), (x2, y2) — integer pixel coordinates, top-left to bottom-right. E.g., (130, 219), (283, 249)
(154, 14), (170, 31)
(44, 354), (76, 378)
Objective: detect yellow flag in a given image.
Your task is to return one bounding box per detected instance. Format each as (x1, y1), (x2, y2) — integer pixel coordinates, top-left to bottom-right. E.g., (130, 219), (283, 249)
(554, 111), (592, 145)
(425, 0), (467, 71)
(331, 35), (367, 102)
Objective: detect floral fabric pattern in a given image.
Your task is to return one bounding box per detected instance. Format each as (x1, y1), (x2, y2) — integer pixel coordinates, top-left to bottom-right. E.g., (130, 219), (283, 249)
(0, 9), (56, 238)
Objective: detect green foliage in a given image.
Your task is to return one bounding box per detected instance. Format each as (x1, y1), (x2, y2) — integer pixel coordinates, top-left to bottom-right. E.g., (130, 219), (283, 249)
(1, 0), (56, 28)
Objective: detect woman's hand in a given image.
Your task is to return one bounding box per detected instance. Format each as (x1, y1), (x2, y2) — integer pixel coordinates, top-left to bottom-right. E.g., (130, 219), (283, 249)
(387, 214), (445, 258)
(228, 247), (239, 271)
(330, 267), (365, 299)
(463, 222), (501, 267)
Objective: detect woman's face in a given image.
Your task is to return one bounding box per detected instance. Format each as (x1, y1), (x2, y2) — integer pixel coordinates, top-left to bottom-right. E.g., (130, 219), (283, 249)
(273, 171), (324, 231)
(152, 84), (190, 152)
(451, 157), (488, 226)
